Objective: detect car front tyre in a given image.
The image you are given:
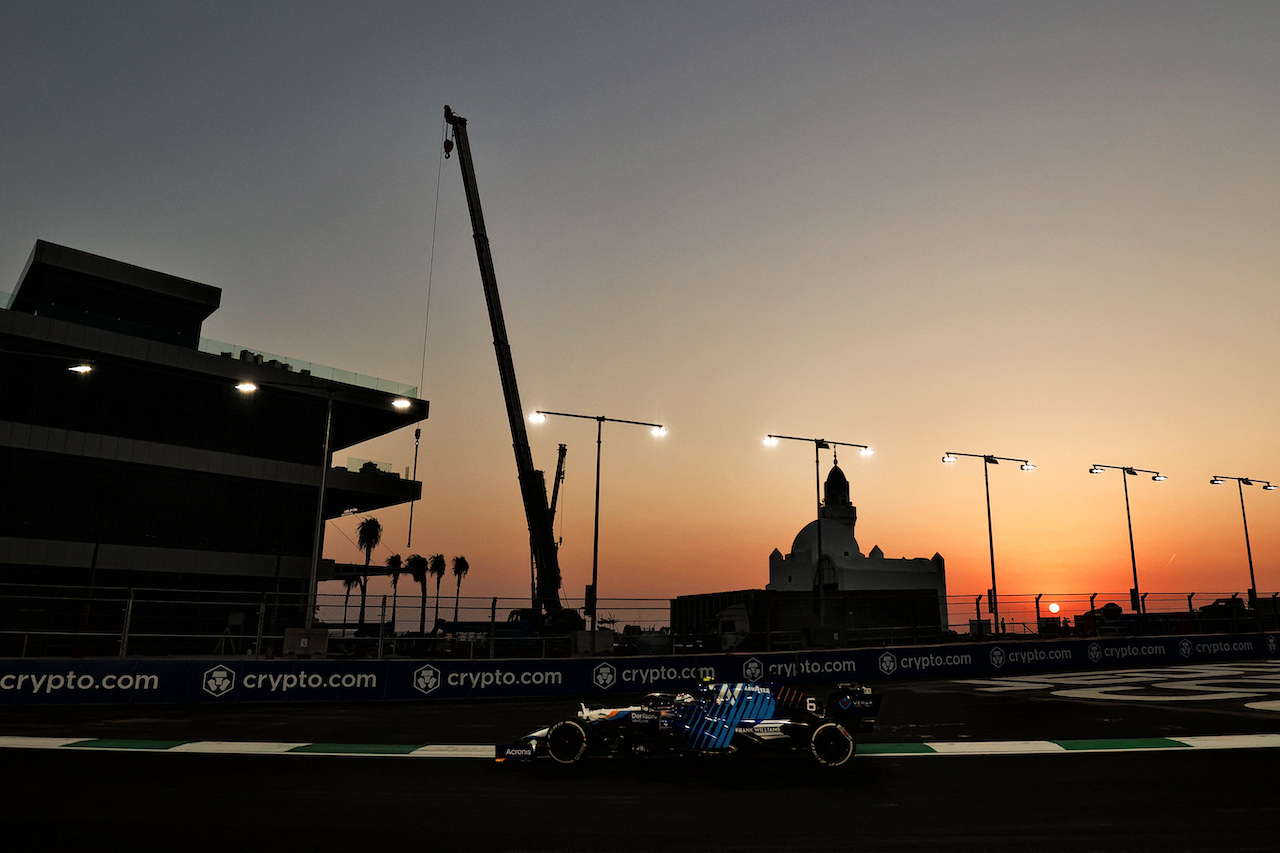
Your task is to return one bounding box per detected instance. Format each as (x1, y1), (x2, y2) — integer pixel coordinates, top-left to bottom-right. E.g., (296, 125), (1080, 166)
(809, 721), (855, 768)
(546, 719), (590, 764)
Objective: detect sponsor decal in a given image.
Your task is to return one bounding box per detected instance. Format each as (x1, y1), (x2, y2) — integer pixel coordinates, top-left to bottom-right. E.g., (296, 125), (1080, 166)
(1088, 642), (1103, 663)
(1180, 639), (1194, 658)
(742, 658), (764, 683)
(413, 664), (442, 695)
(593, 662), (617, 691)
(1268, 636), (1278, 655)
(202, 665), (235, 697)
(879, 652), (898, 676)
(497, 742), (536, 761)
(989, 647), (1006, 668)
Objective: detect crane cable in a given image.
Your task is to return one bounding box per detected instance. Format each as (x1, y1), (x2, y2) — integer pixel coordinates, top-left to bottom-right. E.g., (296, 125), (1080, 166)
(408, 114), (449, 548)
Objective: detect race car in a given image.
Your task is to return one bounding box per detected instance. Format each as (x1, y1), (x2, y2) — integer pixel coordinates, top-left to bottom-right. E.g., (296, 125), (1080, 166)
(499, 681), (881, 768)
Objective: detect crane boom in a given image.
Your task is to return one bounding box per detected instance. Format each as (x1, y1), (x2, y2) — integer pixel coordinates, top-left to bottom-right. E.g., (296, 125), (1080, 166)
(443, 106), (572, 623)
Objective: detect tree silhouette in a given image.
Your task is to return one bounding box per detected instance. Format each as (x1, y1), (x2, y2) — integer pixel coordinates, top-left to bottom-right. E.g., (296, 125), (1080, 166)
(342, 575), (359, 629)
(451, 555), (470, 625)
(355, 516), (383, 632)
(386, 553), (402, 636)
(428, 554), (447, 633)
(406, 554), (429, 635)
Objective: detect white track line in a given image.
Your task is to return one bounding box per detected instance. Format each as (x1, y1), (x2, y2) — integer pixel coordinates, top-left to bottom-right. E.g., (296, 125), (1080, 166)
(169, 741), (309, 754)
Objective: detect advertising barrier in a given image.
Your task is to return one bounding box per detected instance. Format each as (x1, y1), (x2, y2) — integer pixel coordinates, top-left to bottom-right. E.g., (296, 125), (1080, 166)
(1, 631), (1277, 705)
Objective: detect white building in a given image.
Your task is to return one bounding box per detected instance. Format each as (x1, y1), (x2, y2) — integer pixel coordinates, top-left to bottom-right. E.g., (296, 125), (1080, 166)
(767, 461), (948, 627)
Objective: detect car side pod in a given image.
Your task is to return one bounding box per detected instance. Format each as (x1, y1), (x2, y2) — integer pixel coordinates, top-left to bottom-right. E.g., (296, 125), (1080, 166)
(827, 683), (881, 730)
(546, 719), (591, 765)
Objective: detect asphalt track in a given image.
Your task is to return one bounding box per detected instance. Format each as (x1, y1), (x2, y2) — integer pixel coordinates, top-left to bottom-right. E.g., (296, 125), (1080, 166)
(3, 661), (1280, 851)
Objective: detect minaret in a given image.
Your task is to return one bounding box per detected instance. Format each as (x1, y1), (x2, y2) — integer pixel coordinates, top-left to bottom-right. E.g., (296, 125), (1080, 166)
(821, 454), (857, 530)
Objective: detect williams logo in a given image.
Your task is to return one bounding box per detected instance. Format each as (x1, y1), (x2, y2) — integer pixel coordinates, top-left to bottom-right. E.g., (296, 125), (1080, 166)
(593, 663), (617, 691)
(878, 652), (897, 676)
(742, 658), (764, 683)
(413, 664), (442, 695)
(202, 665), (235, 697)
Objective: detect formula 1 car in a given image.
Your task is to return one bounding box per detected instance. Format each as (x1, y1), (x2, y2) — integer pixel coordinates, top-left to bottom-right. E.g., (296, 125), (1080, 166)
(498, 681), (881, 768)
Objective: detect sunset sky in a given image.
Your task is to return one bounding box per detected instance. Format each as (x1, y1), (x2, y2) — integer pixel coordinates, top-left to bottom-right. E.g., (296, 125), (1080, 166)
(3, 2), (1278, 616)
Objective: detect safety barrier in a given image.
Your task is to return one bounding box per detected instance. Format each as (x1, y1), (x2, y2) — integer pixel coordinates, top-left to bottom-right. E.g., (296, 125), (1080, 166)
(1, 630), (1276, 705)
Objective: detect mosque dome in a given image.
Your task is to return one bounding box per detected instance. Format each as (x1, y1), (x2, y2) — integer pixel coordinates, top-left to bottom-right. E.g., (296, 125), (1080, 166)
(789, 517), (863, 563)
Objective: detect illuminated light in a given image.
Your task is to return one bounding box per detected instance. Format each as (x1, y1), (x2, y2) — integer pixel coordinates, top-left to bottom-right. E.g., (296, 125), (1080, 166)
(941, 453), (957, 463)
(528, 411), (546, 424)
(860, 446), (873, 456)
(763, 436), (779, 447)
(1089, 466), (1105, 475)
(1020, 463), (1036, 471)
(1265, 484), (1278, 491)
(234, 382), (258, 393)
(1153, 474), (1167, 482)
(651, 426), (667, 437)
(391, 398), (411, 410)
(68, 363), (93, 374)
(1210, 477), (1225, 485)
(1048, 603), (1060, 614)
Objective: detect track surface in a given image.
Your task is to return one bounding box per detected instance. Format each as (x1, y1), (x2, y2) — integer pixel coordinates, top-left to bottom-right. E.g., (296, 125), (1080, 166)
(3, 661), (1280, 851)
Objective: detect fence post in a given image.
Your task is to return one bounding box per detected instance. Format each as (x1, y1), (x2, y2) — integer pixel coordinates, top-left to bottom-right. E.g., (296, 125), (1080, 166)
(489, 597), (497, 659)
(378, 596), (387, 660)
(254, 591), (266, 658)
(118, 588), (134, 658)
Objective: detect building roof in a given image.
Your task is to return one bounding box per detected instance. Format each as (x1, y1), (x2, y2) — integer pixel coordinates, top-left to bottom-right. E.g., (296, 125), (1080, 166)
(9, 240), (221, 348)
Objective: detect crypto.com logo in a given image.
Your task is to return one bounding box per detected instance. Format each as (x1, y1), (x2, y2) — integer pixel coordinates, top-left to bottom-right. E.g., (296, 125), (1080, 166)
(413, 664), (442, 695)
(742, 658), (764, 683)
(878, 652), (897, 676)
(989, 647), (1006, 668)
(593, 663), (617, 691)
(202, 665), (235, 697)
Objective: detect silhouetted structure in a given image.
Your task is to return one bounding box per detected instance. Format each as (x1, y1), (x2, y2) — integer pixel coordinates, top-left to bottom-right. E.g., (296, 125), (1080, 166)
(0, 241), (425, 652)
(673, 463), (947, 650)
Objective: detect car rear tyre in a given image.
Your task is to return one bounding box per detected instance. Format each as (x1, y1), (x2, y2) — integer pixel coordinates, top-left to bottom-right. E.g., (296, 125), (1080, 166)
(546, 719), (590, 764)
(809, 721), (855, 768)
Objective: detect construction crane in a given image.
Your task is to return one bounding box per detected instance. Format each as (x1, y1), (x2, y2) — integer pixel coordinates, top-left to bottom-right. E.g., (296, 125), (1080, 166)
(443, 106), (583, 631)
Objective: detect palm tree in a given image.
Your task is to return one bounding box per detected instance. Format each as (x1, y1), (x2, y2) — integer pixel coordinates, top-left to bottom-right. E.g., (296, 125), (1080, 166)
(386, 553), (402, 635)
(355, 516), (383, 632)
(451, 555), (470, 625)
(342, 575), (359, 630)
(428, 553), (447, 633)
(406, 554), (429, 635)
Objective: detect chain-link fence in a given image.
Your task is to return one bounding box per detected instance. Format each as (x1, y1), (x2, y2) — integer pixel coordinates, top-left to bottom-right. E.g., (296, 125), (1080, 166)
(0, 583), (307, 659)
(1, 582), (1275, 659)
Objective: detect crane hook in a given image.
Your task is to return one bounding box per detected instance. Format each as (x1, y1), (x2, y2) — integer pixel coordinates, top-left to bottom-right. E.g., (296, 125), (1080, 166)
(444, 137), (454, 159)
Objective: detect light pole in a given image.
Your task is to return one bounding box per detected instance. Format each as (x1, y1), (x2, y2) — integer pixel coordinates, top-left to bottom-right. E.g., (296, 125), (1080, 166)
(235, 380), (414, 629)
(1089, 464), (1167, 627)
(1210, 474), (1276, 610)
(529, 409), (666, 632)
(942, 452), (1035, 634)
(764, 434), (872, 625)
